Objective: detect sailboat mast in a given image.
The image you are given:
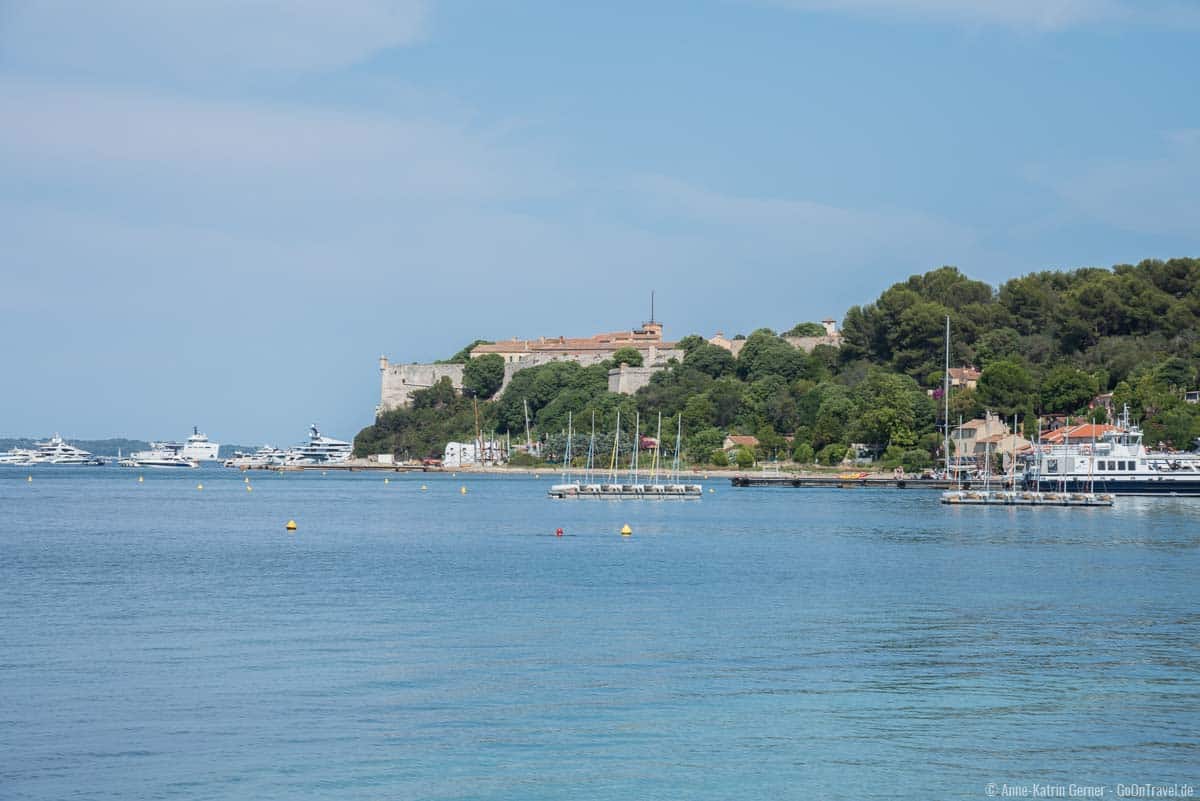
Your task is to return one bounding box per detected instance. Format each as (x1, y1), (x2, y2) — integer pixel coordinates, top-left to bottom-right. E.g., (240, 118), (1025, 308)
(943, 315), (951, 481)
(630, 412), (640, 481)
(523, 399), (532, 455)
(609, 410), (620, 483)
(473, 397), (483, 466)
(587, 411), (596, 484)
(673, 414), (683, 482)
(653, 412), (663, 483)
(562, 412), (572, 482)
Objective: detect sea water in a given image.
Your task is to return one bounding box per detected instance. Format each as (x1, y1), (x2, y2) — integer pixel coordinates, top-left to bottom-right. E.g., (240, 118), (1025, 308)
(1, 467), (1197, 800)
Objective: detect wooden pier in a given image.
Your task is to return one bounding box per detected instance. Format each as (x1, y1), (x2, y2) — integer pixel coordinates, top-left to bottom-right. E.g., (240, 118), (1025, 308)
(731, 474), (966, 490)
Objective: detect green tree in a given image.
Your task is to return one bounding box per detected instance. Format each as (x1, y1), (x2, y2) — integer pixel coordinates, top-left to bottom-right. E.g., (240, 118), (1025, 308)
(686, 428), (724, 463)
(734, 447), (756, 468)
(791, 441), (814, 464)
(684, 342), (736, 378)
(977, 359), (1034, 416)
(610, 346), (643, 367)
(817, 443), (847, 465)
(706, 378), (746, 428)
(439, 339), (493, 363)
(709, 448), (730, 466)
(681, 395), (717, 433)
(1156, 357), (1195, 390)
(736, 330), (810, 383)
(1160, 407), (1200, 449)
(1039, 365), (1097, 414)
(785, 321), (826, 337)
(462, 354), (505, 399)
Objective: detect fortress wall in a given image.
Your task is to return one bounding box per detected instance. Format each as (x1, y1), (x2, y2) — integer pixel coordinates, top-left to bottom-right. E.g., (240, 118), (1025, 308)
(607, 365), (661, 395)
(378, 346), (687, 414)
(379, 362), (465, 413)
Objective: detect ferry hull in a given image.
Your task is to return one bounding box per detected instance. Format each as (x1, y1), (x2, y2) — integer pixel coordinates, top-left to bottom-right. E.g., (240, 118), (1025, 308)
(1029, 478), (1200, 496)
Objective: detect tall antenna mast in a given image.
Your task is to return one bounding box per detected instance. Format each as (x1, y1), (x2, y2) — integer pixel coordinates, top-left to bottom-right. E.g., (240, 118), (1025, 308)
(650, 290), (655, 323)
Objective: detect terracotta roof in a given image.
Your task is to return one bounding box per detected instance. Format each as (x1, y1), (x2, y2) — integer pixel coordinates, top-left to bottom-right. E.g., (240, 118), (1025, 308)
(472, 328), (671, 356)
(724, 435), (759, 448)
(1042, 424), (1115, 443)
(947, 367), (981, 381)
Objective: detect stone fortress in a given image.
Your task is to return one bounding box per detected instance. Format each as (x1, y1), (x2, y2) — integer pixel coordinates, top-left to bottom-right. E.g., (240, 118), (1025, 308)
(377, 317), (841, 415)
(378, 320), (684, 413)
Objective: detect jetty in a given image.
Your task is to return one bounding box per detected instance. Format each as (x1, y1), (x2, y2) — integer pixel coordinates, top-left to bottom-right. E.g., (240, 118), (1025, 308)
(730, 474), (958, 490)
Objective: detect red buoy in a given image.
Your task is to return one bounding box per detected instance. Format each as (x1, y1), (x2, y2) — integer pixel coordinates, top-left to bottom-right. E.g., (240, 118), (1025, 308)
(555, 527), (564, 537)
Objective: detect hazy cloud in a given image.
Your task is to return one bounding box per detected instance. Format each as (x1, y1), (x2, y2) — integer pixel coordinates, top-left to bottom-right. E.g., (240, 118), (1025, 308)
(631, 174), (975, 266)
(765, 0), (1200, 30)
(1030, 131), (1200, 237)
(0, 0), (426, 78)
(0, 78), (555, 210)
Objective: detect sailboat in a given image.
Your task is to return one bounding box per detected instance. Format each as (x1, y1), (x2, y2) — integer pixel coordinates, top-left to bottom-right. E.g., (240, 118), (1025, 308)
(547, 412), (703, 499)
(939, 316), (1112, 507)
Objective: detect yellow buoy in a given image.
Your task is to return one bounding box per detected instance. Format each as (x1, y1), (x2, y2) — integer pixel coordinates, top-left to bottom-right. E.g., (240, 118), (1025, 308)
(138, 475), (144, 483)
(708, 488), (714, 493)
(286, 520), (297, 531)
(620, 524), (632, 536)
(244, 476), (250, 483)
(27, 475), (32, 482)
(384, 477), (390, 484)
(246, 485), (253, 492)
(460, 486), (467, 495)
(420, 484), (427, 491)
(197, 483), (203, 490)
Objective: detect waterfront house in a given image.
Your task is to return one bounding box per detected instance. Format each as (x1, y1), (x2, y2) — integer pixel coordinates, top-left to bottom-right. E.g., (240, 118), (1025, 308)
(950, 412), (1007, 458)
(722, 435), (759, 454)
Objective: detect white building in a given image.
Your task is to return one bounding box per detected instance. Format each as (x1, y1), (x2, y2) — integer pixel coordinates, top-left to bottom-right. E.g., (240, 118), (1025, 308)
(443, 440), (503, 468)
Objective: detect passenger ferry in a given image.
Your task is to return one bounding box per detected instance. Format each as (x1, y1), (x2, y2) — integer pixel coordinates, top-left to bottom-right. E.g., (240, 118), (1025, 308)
(1024, 407), (1200, 495)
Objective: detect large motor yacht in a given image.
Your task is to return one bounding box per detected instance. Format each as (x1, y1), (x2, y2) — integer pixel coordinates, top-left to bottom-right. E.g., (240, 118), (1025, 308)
(32, 435), (102, 465)
(224, 445), (288, 468)
(122, 444), (199, 469)
(284, 425), (353, 465)
(0, 448), (38, 465)
(180, 427), (220, 462)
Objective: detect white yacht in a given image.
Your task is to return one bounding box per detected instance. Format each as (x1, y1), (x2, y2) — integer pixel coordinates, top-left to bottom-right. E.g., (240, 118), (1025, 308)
(123, 444), (198, 469)
(224, 445), (288, 469)
(284, 425), (353, 465)
(0, 448), (38, 465)
(180, 427), (220, 462)
(31, 435), (101, 465)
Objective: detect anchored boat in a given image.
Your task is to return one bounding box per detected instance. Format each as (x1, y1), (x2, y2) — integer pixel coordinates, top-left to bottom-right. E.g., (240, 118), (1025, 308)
(548, 411), (702, 499)
(933, 316), (1111, 508)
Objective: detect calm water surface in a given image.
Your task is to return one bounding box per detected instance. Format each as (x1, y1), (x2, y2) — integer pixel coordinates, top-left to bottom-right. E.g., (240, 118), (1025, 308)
(2, 467), (1197, 799)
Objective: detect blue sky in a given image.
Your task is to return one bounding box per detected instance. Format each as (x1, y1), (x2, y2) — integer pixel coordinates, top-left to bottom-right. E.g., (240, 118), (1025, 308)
(2, 0), (1198, 444)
